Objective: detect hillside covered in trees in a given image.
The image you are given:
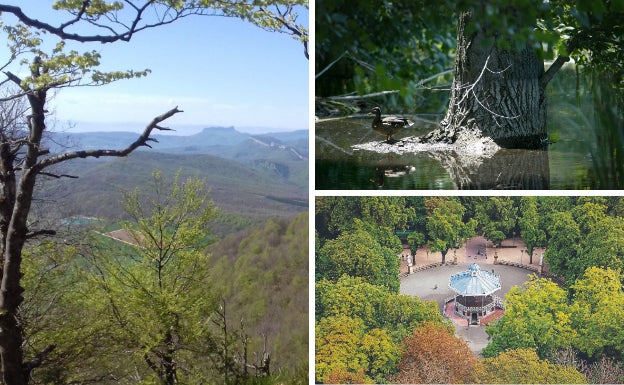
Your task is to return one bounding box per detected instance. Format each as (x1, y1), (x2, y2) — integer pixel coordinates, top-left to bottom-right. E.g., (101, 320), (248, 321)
(20, 174), (308, 384)
(37, 128), (308, 237)
(0, 2), (308, 384)
(316, 196), (624, 383)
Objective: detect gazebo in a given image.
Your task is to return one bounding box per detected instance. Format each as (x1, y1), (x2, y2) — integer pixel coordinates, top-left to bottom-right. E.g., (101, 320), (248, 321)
(448, 263), (503, 325)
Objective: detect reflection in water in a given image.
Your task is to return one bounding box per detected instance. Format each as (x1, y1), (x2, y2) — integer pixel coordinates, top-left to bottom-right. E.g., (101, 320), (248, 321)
(370, 156), (417, 187)
(315, 117), (582, 190)
(315, 68), (622, 190)
(353, 139), (549, 189)
(427, 149), (550, 189)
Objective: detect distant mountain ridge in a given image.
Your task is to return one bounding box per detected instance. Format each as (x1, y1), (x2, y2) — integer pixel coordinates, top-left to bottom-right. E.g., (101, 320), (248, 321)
(49, 126), (307, 155)
(46, 126), (308, 187)
(39, 127), (308, 236)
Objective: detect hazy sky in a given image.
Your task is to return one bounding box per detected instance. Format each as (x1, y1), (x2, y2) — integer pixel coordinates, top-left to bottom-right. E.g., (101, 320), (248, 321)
(1, 3), (309, 134)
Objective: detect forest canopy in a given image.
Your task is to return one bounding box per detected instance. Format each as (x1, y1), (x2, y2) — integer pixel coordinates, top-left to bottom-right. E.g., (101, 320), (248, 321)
(316, 196), (624, 383)
(316, 0), (624, 113)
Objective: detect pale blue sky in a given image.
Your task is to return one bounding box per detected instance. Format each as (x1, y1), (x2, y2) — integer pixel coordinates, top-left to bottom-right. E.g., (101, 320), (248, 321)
(1, 3), (308, 134)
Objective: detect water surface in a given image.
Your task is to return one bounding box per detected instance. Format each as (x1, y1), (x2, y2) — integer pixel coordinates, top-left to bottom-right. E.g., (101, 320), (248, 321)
(316, 70), (619, 190)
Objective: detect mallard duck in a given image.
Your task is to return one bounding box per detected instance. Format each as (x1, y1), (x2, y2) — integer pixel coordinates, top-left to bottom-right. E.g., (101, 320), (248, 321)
(368, 106), (414, 141)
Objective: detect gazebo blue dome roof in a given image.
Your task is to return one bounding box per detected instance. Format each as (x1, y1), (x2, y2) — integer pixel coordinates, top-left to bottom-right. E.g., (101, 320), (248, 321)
(448, 263), (501, 296)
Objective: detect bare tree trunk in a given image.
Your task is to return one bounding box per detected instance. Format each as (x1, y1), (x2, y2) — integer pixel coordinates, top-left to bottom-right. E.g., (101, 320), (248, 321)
(0, 87), (48, 385)
(144, 331), (179, 385)
(423, 12), (547, 149)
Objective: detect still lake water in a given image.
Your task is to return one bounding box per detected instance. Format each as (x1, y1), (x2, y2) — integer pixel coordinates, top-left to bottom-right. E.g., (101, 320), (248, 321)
(315, 118), (591, 190)
(315, 70), (621, 190)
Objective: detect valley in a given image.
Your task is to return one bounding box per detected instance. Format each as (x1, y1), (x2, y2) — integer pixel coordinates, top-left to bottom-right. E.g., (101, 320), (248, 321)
(37, 127), (308, 236)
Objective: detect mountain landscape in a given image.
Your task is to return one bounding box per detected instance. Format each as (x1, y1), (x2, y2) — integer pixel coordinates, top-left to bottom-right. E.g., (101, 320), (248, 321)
(23, 126), (309, 384)
(39, 126), (308, 236)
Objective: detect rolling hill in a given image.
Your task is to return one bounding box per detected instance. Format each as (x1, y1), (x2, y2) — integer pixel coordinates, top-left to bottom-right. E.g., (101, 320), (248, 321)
(37, 127), (308, 236)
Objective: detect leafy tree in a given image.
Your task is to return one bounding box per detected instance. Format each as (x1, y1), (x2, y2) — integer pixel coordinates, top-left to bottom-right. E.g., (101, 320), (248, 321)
(406, 230), (425, 256)
(315, 276), (448, 383)
(19, 241), (101, 384)
(485, 266), (624, 376)
(544, 211), (583, 284)
(425, 197), (475, 264)
(315, 315), (371, 384)
(580, 216), (624, 277)
(570, 267), (624, 359)
(315, 196), (414, 240)
(359, 196), (414, 230)
(209, 213), (309, 382)
(0, 2), (308, 58)
(519, 196), (546, 263)
(315, 0), (455, 112)
(352, 219), (402, 253)
(483, 276), (575, 358)
(394, 322), (476, 384)
(0, 3), (307, 384)
(405, 196), (428, 231)
(317, 221), (400, 292)
(572, 199), (609, 234)
(315, 196), (362, 239)
(316, 276), (388, 325)
(475, 348), (587, 384)
(473, 197), (517, 247)
(359, 328), (400, 383)
(316, 275), (446, 340)
(324, 368), (370, 385)
(537, 196), (574, 222)
(82, 171), (218, 384)
(606, 196), (624, 218)
(546, 203), (624, 284)
(315, 315), (399, 384)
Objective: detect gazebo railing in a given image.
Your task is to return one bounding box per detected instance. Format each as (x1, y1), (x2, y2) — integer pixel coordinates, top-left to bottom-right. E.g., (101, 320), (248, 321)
(453, 295), (506, 315)
(455, 302), (495, 315)
(492, 294), (506, 310)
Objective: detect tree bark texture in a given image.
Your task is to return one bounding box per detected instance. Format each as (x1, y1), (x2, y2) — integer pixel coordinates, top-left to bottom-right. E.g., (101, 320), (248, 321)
(424, 12), (547, 149)
(0, 87), (47, 385)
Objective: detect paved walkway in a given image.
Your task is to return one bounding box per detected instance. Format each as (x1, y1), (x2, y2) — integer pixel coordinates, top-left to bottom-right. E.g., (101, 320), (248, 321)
(399, 244), (537, 354)
(399, 235), (548, 274)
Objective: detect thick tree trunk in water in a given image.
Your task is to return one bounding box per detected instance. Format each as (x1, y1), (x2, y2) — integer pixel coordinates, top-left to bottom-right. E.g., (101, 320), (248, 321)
(423, 12), (547, 149)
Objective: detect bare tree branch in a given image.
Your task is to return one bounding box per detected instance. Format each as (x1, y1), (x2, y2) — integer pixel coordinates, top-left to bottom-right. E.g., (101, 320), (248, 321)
(38, 171), (79, 179)
(0, 3), (308, 58)
(25, 230), (56, 239)
(35, 106), (183, 171)
(0, 3), (184, 44)
(540, 55), (570, 88)
(22, 344), (56, 378)
(259, 5), (308, 59)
